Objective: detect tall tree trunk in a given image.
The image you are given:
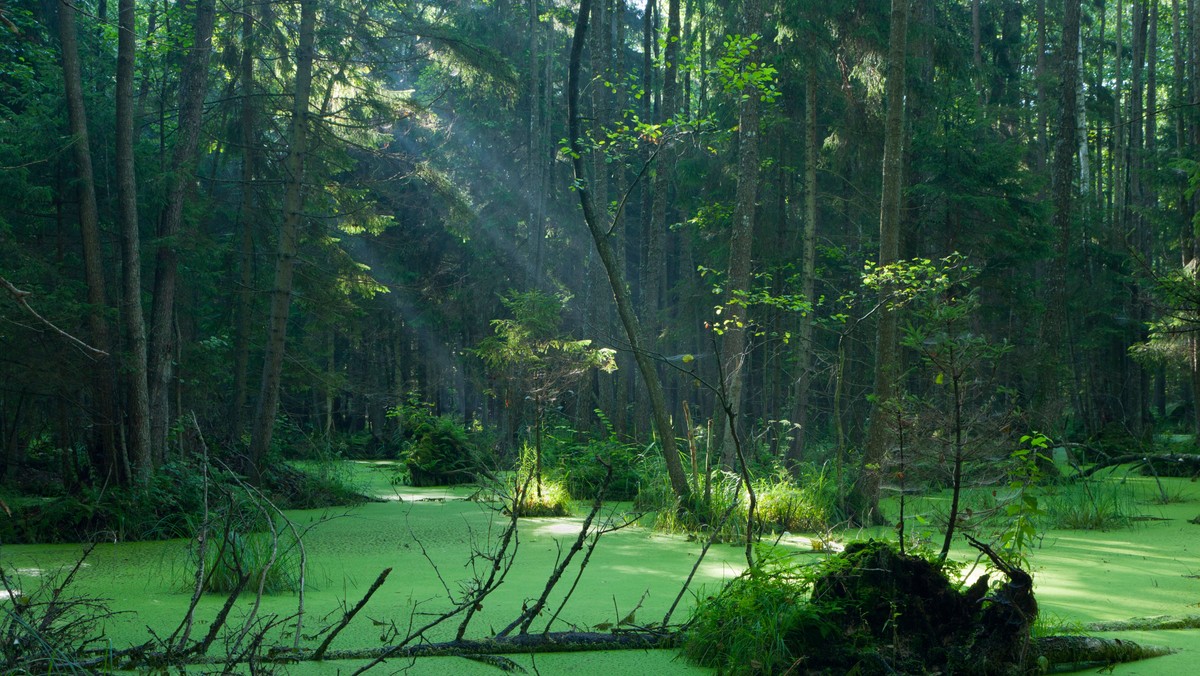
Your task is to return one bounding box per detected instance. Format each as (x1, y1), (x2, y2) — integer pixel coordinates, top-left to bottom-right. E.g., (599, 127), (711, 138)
(116, 0), (152, 483)
(527, 0), (546, 287)
(633, 0), (656, 437)
(231, 0), (258, 442)
(1035, 0), (1048, 171)
(148, 0), (217, 461)
(854, 0), (910, 524)
(646, 0), (680, 356)
(568, 0), (692, 505)
(788, 68), (819, 467)
(718, 0), (764, 464)
(57, 0), (121, 482)
(1041, 0), (1082, 432)
(248, 0), (317, 477)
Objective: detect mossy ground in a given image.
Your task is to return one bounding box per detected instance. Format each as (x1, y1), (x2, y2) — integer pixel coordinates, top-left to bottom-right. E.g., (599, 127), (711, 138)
(0, 462), (1197, 674)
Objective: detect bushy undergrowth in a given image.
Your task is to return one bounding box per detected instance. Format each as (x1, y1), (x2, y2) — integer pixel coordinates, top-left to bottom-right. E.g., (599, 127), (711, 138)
(509, 477), (572, 517)
(683, 553), (826, 673)
(556, 436), (644, 501)
(264, 461), (365, 509)
(2, 461), (211, 544)
(755, 464), (836, 533)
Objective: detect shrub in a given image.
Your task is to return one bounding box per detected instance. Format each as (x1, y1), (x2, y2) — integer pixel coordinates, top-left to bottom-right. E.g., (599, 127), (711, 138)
(404, 414), (481, 486)
(264, 462), (366, 509)
(509, 477), (572, 517)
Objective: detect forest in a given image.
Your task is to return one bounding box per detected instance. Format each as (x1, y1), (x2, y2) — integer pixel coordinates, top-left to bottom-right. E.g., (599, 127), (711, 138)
(1, 0), (1200, 673)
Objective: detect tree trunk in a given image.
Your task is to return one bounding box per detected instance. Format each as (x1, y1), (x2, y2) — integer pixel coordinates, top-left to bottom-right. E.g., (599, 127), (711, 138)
(718, 0), (764, 465)
(568, 0), (692, 505)
(1037, 0), (1081, 436)
(116, 0), (152, 483)
(854, 0), (910, 523)
(148, 0), (217, 461)
(57, 0), (121, 481)
(231, 0), (258, 442)
(248, 0), (317, 477)
(788, 68), (819, 466)
(646, 0), (681, 360)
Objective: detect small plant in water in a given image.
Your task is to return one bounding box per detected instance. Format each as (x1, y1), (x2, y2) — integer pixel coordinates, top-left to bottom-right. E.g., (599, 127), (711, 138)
(198, 525), (300, 594)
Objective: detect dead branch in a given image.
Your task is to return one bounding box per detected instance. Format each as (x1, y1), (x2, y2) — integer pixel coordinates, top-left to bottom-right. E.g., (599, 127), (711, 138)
(313, 567), (392, 659)
(498, 461), (613, 637)
(0, 276), (108, 358)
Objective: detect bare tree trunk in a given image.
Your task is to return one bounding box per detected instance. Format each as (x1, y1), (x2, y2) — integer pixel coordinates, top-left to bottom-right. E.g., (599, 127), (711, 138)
(718, 0), (763, 465)
(788, 68), (819, 466)
(116, 0), (152, 483)
(854, 0), (910, 523)
(148, 0), (217, 461)
(248, 0), (317, 477)
(568, 0), (692, 505)
(57, 0), (121, 481)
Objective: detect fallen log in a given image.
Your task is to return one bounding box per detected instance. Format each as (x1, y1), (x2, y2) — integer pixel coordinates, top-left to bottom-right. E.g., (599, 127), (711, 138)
(1034, 635), (1174, 673)
(89, 629), (671, 670)
(1084, 614), (1200, 632)
(1070, 453), (1200, 480)
(82, 624), (1176, 673)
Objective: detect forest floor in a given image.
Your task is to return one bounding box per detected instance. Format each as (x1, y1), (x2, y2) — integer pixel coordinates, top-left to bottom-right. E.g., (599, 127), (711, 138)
(0, 460), (1196, 674)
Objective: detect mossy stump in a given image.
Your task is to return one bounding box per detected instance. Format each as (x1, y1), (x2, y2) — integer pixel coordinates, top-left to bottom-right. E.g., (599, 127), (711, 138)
(802, 540), (1036, 675)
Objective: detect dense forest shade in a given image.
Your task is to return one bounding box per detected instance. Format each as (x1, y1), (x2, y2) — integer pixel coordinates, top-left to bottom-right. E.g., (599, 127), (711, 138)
(1, 0), (1199, 519)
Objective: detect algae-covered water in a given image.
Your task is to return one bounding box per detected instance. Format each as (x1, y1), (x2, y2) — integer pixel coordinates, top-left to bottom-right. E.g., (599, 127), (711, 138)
(1, 462), (1197, 674)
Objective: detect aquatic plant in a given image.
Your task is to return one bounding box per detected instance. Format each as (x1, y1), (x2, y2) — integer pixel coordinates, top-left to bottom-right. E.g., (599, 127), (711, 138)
(1045, 478), (1136, 530)
(198, 526), (301, 595)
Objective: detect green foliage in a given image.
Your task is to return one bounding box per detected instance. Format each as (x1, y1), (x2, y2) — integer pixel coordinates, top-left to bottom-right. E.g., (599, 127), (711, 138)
(1, 461), (212, 544)
(263, 461), (366, 510)
(682, 551), (825, 674)
(713, 34), (780, 103)
(996, 434), (1050, 564)
(554, 434), (644, 501)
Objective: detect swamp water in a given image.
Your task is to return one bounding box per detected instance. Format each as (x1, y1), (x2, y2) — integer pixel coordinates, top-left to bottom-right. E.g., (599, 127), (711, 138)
(1, 463), (1197, 674)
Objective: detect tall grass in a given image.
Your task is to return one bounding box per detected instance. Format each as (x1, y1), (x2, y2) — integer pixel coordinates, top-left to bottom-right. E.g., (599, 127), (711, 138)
(198, 526), (301, 595)
(638, 458), (836, 541)
(1045, 479), (1136, 530)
